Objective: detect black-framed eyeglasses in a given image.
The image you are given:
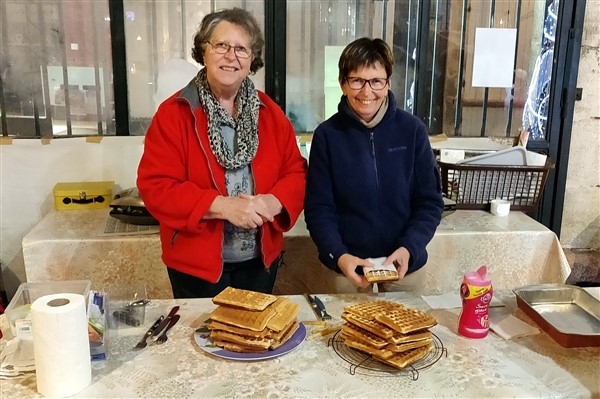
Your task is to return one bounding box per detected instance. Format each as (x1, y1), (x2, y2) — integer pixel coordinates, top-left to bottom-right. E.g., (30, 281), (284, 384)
(345, 77), (389, 90)
(206, 41), (252, 59)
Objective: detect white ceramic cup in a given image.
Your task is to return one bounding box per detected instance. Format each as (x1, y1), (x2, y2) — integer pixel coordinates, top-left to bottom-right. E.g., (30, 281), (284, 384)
(490, 199), (511, 216)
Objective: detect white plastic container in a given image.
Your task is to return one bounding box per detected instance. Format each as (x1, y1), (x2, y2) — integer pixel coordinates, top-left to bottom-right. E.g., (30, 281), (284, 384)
(5, 281), (91, 338)
(490, 199), (511, 216)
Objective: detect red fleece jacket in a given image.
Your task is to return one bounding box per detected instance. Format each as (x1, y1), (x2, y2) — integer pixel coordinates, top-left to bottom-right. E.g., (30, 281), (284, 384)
(137, 83), (307, 283)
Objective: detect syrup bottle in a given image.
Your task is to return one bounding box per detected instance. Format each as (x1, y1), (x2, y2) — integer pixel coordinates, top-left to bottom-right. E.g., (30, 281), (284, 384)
(458, 265), (493, 338)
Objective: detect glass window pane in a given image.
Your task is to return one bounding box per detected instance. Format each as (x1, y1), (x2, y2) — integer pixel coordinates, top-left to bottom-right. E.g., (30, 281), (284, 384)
(286, 0), (557, 142)
(123, 0), (265, 135)
(286, 1), (425, 133)
(0, 0), (113, 137)
(441, 0), (555, 140)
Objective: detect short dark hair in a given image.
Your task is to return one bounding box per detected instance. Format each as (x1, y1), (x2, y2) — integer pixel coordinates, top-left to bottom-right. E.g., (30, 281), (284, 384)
(191, 8), (264, 74)
(338, 37), (394, 82)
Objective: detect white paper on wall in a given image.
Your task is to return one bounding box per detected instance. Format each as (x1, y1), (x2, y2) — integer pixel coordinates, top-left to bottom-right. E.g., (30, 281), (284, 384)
(472, 28), (517, 88)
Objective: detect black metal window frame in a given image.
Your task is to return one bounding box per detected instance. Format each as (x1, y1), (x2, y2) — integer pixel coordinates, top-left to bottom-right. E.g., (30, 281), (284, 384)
(0, 0), (587, 237)
(534, 0), (586, 235)
(109, 0), (130, 136)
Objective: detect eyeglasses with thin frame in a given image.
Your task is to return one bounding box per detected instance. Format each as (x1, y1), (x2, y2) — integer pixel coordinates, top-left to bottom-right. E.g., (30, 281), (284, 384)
(345, 77), (389, 90)
(206, 41), (252, 59)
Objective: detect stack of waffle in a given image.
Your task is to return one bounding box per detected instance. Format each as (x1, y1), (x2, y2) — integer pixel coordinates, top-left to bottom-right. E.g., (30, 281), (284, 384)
(208, 287), (300, 353)
(340, 300), (437, 369)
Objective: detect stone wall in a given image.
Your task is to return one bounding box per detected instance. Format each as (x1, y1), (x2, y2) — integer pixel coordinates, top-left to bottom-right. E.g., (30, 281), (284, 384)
(561, 3), (600, 250)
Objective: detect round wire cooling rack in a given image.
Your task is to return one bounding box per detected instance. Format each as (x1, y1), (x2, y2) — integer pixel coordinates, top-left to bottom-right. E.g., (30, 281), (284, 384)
(328, 329), (447, 380)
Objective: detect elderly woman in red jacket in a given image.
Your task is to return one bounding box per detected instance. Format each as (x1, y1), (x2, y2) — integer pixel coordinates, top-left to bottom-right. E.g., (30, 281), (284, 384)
(137, 8), (307, 298)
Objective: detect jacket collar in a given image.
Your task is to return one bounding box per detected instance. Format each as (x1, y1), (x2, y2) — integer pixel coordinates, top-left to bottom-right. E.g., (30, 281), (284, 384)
(339, 90), (398, 127)
(176, 78), (266, 110)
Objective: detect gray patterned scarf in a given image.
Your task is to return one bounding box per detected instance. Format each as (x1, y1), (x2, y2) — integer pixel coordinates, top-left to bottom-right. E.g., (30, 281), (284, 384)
(195, 68), (260, 169)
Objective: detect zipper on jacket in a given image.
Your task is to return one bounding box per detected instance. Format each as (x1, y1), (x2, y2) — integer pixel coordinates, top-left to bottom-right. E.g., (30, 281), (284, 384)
(370, 130), (384, 247)
(179, 94), (225, 283)
(370, 131), (380, 188)
(251, 166), (269, 270)
(180, 96), (224, 196)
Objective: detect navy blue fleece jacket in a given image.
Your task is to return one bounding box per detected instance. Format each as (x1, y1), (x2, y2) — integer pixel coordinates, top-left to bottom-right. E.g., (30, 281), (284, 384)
(304, 91), (444, 274)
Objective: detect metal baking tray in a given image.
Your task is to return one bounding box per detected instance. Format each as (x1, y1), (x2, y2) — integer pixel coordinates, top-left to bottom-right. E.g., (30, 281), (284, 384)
(513, 284), (600, 347)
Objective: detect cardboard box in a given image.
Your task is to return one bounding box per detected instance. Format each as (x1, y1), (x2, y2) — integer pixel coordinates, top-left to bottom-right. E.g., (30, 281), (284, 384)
(53, 181), (113, 210)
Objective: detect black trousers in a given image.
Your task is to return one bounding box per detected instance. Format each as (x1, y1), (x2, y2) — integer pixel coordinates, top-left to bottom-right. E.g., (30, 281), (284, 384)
(167, 255), (281, 298)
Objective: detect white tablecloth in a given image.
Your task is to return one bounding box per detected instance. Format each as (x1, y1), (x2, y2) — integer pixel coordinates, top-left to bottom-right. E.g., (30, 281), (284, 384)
(21, 210), (571, 298)
(3, 291), (598, 398)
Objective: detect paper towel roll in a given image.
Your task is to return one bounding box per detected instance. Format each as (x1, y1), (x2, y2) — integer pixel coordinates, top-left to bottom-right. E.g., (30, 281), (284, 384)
(31, 293), (92, 397)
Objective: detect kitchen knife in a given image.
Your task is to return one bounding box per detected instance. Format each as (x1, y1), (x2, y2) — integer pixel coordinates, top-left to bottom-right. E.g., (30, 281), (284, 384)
(134, 315), (164, 349)
(304, 293), (323, 320)
(152, 305), (180, 337)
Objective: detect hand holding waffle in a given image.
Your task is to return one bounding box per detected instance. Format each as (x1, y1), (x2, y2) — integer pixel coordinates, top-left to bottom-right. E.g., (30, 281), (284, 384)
(384, 247), (410, 279)
(338, 254), (371, 289)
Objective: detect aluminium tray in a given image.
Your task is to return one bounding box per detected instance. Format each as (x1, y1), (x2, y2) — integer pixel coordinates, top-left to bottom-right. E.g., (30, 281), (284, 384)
(513, 284), (600, 348)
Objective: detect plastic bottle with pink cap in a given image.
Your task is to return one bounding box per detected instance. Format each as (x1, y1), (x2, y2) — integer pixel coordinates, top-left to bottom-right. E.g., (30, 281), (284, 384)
(458, 265), (493, 338)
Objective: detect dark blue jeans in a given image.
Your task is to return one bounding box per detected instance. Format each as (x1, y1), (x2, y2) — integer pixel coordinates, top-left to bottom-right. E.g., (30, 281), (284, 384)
(167, 255), (281, 298)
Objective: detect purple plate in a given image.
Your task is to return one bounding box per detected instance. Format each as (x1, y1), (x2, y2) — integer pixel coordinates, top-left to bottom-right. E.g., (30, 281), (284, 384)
(194, 322), (306, 361)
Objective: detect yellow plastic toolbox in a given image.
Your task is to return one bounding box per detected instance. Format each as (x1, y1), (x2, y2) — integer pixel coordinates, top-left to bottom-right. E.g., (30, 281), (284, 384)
(53, 181), (114, 210)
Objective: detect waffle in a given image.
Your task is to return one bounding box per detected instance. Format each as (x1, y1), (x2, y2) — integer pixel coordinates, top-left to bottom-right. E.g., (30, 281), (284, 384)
(270, 322), (299, 350)
(211, 330), (272, 350)
(266, 297), (300, 332)
(388, 330), (432, 345)
(341, 312), (395, 339)
(341, 322), (389, 348)
(386, 337), (432, 353)
(268, 318), (296, 341)
(209, 290), (301, 353)
(364, 268), (399, 283)
(210, 302), (277, 331)
(342, 335), (395, 359)
(374, 343), (432, 369)
(207, 320), (269, 338)
(212, 339), (268, 353)
(339, 299), (438, 370)
(212, 286), (277, 311)
(374, 308), (437, 334)
(344, 300), (406, 318)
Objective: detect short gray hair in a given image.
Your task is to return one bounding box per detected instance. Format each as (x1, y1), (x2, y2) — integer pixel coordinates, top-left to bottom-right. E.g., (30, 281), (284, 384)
(191, 8), (264, 74)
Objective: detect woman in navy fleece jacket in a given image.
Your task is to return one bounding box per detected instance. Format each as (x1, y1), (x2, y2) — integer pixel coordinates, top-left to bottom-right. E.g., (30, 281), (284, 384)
(304, 37), (443, 292)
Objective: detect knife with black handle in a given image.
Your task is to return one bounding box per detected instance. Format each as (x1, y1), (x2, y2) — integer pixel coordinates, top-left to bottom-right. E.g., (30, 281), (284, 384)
(152, 305), (180, 338)
(134, 315), (164, 349)
(304, 293), (323, 320)
(313, 296), (332, 320)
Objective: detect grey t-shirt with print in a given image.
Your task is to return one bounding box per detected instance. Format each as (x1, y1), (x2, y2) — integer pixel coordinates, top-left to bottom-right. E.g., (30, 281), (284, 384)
(220, 124), (259, 262)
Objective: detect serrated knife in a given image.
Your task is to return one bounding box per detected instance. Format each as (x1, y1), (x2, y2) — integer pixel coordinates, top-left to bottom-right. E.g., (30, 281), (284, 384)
(304, 293), (323, 320)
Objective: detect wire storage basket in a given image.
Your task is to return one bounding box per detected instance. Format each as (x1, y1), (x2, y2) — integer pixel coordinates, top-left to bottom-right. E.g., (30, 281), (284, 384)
(438, 161), (554, 212)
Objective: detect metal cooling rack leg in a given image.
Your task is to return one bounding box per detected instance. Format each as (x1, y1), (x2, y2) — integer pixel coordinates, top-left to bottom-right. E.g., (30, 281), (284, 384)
(409, 366), (419, 381)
